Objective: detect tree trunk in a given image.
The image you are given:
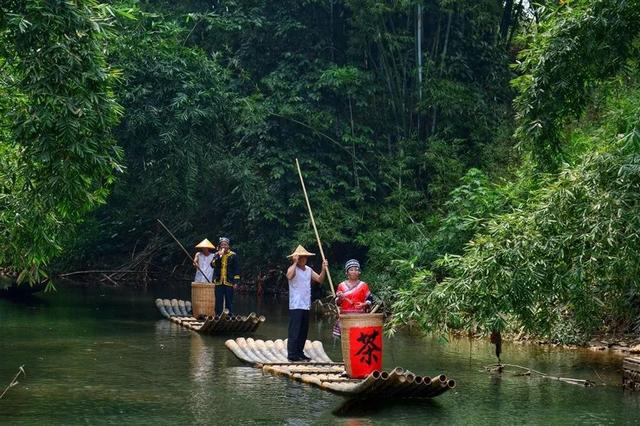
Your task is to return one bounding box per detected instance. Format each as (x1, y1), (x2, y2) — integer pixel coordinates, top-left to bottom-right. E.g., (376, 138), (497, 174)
(499, 0), (515, 45)
(439, 10), (453, 73)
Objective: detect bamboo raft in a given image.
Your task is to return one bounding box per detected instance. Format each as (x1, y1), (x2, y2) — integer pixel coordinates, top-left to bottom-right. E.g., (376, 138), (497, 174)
(225, 337), (456, 398)
(155, 298), (265, 334)
(623, 356), (640, 391)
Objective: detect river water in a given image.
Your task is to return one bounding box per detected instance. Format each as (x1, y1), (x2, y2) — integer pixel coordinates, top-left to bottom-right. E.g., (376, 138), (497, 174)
(0, 284), (638, 425)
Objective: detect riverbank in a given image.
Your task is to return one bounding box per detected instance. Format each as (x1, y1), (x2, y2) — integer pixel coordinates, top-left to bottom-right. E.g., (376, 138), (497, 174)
(507, 334), (640, 356)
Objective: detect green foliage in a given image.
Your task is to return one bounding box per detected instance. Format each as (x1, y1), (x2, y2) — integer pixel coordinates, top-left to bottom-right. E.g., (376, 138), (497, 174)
(379, 0), (640, 343)
(0, 0), (123, 285)
(432, 168), (508, 257)
(388, 67), (640, 342)
(436, 126), (640, 341)
(65, 0), (516, 278)
(513, 0), (640, 169)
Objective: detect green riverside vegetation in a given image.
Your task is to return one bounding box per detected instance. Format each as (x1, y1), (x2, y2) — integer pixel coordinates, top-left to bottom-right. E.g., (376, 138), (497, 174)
(1, 0), (639, 343)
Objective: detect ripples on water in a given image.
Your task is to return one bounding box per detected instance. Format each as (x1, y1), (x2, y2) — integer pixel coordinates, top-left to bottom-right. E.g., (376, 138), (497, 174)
(0, 284), (639, 425)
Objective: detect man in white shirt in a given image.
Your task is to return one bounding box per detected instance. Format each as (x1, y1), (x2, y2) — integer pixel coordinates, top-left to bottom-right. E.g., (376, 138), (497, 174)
(286, 245), (328, 362)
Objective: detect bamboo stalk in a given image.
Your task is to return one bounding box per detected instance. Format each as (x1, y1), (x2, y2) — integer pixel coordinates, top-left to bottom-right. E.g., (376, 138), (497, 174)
(236, 338), (263, 364)
(250, 315), (266, 332)
(199, 316), (215, 332)
(246, 338), (272, 364)
(294, 158), (335, 296)
(403, 374), (425, 397)
(348, 370), (381, 394)
(225, 339), (254, 363)
(385, 372), (415, 398)
(285, 363), (343, 371)
(178, 300), (188, 316)
(311, 341), (333, 363)
(264, 341), (288, 363)
(303, 340), (318, 361)
(320, 381), (359, 394)
(170, 299), (181, 316)
(255, 340), (278, 363)
(354, 370), (389, 395)
(163, 299), (176, 316)
(240, 313), (258, 332)
(157, 219), (212, 283)
(155, 298), (171, 319)
(274, 339), (288, 359)
(415, 376), (433, 397)
(234, 316), (248, 332)
(371, 368), (403, 396)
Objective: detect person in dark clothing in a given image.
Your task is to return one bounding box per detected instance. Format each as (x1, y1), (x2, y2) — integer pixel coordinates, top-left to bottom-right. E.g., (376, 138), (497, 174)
(212, 237), (240, 314)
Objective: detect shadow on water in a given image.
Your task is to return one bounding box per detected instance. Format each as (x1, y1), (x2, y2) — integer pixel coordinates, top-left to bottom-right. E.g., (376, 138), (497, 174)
(0, 291), (51, 308)
(333, 396), (444, 417)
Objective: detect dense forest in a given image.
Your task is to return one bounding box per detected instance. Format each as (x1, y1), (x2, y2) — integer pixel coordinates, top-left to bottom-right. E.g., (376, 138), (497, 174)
(1, 0), (639, 344)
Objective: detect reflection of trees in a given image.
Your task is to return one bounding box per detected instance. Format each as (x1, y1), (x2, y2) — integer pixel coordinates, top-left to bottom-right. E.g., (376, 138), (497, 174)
(189, 333), (214, 424)
(190, 333), (214, 382)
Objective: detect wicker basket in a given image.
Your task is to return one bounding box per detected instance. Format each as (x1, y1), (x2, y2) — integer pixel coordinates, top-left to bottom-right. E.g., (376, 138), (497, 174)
(339, 313), (384, 378)
(191, 282), (215, 317)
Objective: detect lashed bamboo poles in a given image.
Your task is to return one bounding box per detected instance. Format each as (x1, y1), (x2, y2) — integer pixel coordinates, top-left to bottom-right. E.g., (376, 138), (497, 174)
(154, 299), (264, 334)
(224, 338), (455, 398)
(156, 299), (171, 318)
(295, 158), (335, 296)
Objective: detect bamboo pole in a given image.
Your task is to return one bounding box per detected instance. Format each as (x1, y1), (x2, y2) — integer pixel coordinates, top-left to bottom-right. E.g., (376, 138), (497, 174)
(163, 299), (176, 316)
(178, 300), (188, 316)
(155, 298), (171, 319)
(157, 219), (212, 283)
(295, 158), (335, 296)
(171, 299), (181, 316)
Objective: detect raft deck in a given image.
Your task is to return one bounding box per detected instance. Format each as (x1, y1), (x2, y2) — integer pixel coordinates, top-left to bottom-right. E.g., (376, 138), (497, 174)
(155, 298), (265, 334)
(225, 337), (455, 398)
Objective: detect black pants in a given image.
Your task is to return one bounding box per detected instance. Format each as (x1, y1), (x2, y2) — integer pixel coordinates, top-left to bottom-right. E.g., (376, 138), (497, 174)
(287, 309), (310, 360)
(215, 285), (234, 314)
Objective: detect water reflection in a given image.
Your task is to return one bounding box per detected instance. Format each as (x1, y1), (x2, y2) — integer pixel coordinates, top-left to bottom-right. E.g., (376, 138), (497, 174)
(189, 333), (214, 424)
(333, 397), (443, 419)
(2, 286), (640, 425)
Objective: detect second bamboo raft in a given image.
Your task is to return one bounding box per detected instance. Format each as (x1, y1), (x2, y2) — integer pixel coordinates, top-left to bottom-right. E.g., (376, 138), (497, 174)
(155, 298), (265, 334)
(225, 337), (455, 398)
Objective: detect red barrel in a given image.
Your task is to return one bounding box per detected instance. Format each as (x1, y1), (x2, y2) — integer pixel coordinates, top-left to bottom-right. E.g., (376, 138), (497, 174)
(339, 313), (384, 378)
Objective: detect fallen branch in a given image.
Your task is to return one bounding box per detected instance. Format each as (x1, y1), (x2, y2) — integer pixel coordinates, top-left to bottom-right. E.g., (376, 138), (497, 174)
(485, 363), (596, 387)
(101, 273), (119, 287)
(58, 270), (139, 277)
(0, 365), (25, 399)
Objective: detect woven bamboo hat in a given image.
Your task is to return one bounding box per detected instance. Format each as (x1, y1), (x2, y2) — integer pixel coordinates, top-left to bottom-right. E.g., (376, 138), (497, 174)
(287, 245), (315, 258)
(195, 238), (215, 250)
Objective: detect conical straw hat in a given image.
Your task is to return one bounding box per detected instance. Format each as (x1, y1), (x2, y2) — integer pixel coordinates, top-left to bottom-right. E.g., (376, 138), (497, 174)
(195, 238), (215, 250)
(287, 245), (316, 258)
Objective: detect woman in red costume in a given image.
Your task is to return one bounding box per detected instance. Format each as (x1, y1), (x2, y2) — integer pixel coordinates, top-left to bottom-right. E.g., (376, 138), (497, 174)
(333, 259), (373, 336)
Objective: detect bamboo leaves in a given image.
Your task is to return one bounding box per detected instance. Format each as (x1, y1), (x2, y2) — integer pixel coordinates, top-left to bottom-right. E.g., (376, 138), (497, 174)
(0, 0), (123, 285)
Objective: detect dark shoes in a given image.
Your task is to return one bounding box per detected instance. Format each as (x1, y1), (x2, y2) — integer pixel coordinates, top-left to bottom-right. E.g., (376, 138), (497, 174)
(287, 355), (312, 362)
